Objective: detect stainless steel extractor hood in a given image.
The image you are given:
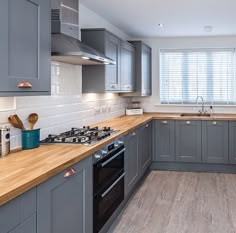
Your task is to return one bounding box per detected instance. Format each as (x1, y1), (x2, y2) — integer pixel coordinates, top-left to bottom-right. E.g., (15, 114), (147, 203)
(51, 0), (115, 65)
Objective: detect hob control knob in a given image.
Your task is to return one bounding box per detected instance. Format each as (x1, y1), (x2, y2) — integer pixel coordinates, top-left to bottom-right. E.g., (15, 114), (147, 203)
(94, 154), (102, 159)
(101, 150), (108, 155)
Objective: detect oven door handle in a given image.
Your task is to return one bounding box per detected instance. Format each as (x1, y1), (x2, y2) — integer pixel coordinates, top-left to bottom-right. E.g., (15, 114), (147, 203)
(101, 172), (126, 198)
(98, 148), (126, 168)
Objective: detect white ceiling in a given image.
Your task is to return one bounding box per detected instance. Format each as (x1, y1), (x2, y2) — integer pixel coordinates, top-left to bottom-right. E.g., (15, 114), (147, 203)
(80, 0), (236, 38)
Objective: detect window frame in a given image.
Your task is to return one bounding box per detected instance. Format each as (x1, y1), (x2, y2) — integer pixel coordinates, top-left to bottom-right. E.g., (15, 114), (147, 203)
(159, 48), (236, 106)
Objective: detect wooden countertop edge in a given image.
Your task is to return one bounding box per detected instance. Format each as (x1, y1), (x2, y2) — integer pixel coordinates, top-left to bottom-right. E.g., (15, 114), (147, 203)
(1, 112), (236, 205)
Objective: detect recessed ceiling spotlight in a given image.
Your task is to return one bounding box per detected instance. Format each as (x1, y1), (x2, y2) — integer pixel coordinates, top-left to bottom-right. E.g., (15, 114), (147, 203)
(204, 26), (213, 32)
(158, 23), (164, 27)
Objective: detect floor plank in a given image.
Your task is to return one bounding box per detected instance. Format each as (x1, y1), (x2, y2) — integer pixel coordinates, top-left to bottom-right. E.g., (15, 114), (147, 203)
(111, 171), (236, 233)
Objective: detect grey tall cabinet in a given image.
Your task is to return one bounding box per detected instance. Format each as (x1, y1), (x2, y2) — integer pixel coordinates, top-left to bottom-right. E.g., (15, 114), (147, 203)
(37, 157), (93, 233)
(81, 28), (135, 93)
(0, 0), (51, 96)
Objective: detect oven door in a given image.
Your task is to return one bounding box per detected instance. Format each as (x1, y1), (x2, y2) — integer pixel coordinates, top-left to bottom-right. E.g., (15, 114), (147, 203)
(94, 172), (125, 233)
(93, 145), (125, 194)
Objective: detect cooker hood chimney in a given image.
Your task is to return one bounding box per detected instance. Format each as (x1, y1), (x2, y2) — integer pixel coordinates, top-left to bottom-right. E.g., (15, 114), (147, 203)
(51, 0), (115, 65)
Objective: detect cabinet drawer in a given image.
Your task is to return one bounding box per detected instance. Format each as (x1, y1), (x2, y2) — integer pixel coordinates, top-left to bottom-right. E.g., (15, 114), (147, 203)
(8, 214), (36, 233)
(0, 188), (36, 233)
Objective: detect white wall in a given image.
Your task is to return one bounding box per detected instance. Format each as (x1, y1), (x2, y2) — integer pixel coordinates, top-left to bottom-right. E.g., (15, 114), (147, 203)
(0, 2), (131, 150)
(134, 36), (236, 113)
(79, 3), (131, 40)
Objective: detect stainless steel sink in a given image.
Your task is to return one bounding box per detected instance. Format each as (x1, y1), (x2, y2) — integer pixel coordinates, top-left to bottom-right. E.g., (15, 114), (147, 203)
(180, 113), (211, 117)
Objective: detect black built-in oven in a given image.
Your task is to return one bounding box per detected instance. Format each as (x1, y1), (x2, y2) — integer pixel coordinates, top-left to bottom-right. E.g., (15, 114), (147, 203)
(93, 138), (125, 233)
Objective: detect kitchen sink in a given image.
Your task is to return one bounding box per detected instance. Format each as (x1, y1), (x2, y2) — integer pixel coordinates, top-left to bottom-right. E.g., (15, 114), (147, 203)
(180, 113), (211, 117)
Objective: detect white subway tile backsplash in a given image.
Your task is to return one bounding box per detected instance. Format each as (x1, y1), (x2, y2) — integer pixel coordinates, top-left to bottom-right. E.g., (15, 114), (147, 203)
(0, 62), (130, 149)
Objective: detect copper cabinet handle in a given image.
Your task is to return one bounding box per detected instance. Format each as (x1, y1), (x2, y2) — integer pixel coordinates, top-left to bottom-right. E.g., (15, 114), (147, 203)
(212, 121), (217, 125)
(145, 124), (149, 128)
(131, 132), (136, 136)
(186, 121), (191, 125)
(162, 121), (168, 124)
(17, 81), (32, 88)
(64, 168), (76, 178)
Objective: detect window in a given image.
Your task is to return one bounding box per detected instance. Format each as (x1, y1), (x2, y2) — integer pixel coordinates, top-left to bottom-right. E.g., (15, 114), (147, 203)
(160, 48), (235, 105)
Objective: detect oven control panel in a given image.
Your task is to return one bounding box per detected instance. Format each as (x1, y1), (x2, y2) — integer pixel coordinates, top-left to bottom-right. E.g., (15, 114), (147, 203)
(93, 137), (124, 163)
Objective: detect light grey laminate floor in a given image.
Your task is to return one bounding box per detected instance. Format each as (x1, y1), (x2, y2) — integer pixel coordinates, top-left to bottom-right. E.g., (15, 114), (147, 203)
(111, 171), (236, 233)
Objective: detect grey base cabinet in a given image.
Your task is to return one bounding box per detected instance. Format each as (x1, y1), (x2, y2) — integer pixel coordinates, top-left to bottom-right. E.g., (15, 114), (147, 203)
(0, 0), (51, 96)
(9, 214), (36, 233)
(202, 121), (229, 164)
(125, 130), (139, 196)
(229, 121), (236, 164)
(37, 156), (93, 233)
(153, 120), (175, 162)
(176, 121), (201, 163)
(138, 122), (152, 176)
(0, 188), (36, 233)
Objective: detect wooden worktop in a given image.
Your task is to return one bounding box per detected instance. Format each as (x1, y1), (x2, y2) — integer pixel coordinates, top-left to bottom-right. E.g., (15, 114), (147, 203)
(1, 112), (236, 205)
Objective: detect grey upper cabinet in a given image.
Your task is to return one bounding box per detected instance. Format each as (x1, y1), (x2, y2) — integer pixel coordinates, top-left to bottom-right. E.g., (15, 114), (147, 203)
(37, 156), (93, 233)
(105, 33), (121, 91)
(229, 121), (236, 164)
(120, 42), (135, 92)
(0, 0), (51, 96)
(0, 188), (36, 233)
(153, 120), (175, 162)
(81, 28), (135, 93)
(122, 41), (152, 97)
(125, 130), (139, 197)
(138, 122), (152, 176)
(176, 120), (201, 163)
(202, 121), (229, 164)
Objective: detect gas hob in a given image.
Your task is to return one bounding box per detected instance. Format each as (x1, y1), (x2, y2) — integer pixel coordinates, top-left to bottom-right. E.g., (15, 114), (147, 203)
(40, 126), (119, 146)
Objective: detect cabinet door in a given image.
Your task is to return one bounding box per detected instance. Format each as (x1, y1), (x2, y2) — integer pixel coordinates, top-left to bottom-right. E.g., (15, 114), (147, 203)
(105, 33), (121, 91)
(37, 157), (93, 233)
(141, 44), (152, 96)
(229, 121), (236, 164)
(0, 0), (50, 94)
(153, 120), (175, 162)
(202, 121), (229, 164)
(125, 131), (139, 196)
(0, 188), (36, 233)
(120, 42), (135, 92)
(176, 121), (201, 163)
(138, 122), (152, 176)
(9, 214), (36, 233)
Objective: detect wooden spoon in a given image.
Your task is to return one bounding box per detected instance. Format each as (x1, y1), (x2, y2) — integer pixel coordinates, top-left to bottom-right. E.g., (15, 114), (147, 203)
(28, 113), (38, 130)
(8, 115), (25, 130)
(13, 114), (25, 130)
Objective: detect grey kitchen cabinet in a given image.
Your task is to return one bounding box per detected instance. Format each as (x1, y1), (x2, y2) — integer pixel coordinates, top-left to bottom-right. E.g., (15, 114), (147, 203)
(37, 156), (93, 233)
(81, 28), (135, 93)
(153, 120), (175, 162)
(0, 0), (51, 96)
(0, 188), (36, 233)
(120, 41), (135, 92)
(176, 120), (201, 163)
(123, 41), (152, 96)
(8, 214), (36, 233)
(125, 130), (139, 197)
(229, 121), (236, 164)
(138, 122), (152, 176)
(202, 121), (229, 164)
